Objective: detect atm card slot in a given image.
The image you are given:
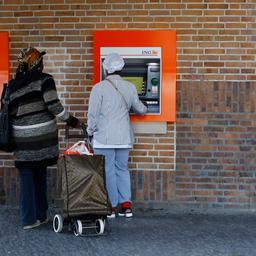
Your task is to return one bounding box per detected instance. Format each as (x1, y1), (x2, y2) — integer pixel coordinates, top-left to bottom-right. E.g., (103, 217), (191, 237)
(139, 97), (159, 101)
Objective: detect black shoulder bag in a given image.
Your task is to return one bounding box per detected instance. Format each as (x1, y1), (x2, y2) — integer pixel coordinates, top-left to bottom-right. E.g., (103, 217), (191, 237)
(0, 82), (13, 152)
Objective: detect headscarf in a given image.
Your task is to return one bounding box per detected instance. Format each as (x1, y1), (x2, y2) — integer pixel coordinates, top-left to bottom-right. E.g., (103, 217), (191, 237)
(103, 53), (125, 74)
(16, 47), (46, 77)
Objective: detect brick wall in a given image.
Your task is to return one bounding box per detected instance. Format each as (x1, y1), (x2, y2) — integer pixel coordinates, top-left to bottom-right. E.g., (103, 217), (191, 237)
(176, 81), (256, 210)
(0, 1), (255, 211)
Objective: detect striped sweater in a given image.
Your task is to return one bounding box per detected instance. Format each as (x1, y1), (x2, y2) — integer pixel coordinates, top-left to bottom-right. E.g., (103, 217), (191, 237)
(9, 71), (78, 169)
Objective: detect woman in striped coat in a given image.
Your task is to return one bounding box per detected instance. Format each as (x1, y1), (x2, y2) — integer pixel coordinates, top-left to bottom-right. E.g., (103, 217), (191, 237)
(9, 47), (81, 229)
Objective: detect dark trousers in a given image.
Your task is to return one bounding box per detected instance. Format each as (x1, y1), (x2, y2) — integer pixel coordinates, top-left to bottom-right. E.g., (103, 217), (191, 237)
(18, 167), (48, 226)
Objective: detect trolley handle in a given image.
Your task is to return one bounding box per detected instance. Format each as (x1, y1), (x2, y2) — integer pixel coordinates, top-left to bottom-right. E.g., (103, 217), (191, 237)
(65, 125), (88, 141)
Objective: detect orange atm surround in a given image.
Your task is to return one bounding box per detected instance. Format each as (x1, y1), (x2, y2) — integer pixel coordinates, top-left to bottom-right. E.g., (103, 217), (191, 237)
(0, 32), (9, 96)
(93, 30), (176, 122)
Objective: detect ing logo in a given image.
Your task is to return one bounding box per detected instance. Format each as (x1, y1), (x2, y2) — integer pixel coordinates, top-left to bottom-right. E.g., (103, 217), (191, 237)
(142, 50), (158, 55)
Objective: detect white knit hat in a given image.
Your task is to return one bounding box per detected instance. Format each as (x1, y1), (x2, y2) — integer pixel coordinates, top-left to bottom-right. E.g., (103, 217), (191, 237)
(103, 53), (125, 74)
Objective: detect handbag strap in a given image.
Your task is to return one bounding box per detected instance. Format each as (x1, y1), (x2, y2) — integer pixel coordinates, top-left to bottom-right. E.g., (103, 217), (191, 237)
(1, 83), (10, 109)
(105, 78), (129, 111)
(4, 84), (10, 104)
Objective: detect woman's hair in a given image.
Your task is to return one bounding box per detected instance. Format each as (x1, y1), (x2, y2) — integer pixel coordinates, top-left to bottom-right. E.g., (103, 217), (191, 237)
(15, 62), (28, 78)
(15, 47), (46, 78)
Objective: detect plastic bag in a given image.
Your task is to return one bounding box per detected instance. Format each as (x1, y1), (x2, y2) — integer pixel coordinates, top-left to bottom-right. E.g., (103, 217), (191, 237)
(64, 141), (93, 156)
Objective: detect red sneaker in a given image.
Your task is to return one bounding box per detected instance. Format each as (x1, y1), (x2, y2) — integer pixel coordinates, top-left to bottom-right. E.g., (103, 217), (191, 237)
(118, 202), (133, 218)
(118, 207), (133, 218)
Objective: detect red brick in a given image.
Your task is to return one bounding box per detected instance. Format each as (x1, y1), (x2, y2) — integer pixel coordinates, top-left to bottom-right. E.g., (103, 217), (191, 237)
(4, 0), (23, 3)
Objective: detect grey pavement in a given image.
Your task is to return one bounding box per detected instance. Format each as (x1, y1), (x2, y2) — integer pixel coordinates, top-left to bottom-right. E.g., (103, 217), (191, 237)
(1, 206), (256, 256)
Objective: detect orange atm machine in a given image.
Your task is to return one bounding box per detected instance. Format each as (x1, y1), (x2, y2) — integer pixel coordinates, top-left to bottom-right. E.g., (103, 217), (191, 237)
(93, 30), (176, 125)
(0, 32), (9, 96)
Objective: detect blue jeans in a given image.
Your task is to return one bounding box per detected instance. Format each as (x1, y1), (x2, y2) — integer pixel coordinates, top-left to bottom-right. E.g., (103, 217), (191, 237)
(94, 148), (131, 207)
(18, 167), (48, 226)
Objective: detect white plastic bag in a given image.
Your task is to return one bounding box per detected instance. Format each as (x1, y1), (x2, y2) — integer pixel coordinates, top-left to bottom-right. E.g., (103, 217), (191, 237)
(64, 141), (93, 156)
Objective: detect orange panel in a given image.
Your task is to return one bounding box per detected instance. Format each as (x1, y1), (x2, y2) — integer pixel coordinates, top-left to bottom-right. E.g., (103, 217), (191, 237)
(0, 32), (9, 96)
(93, 30), (176, 122)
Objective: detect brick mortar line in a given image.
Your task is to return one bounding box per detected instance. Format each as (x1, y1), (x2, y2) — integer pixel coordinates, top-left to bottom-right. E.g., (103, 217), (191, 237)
(177, 162), (255, 165)
(178, 149), (256, 152)
(130, 169), (175, 172)
(3, 12), (252, 15)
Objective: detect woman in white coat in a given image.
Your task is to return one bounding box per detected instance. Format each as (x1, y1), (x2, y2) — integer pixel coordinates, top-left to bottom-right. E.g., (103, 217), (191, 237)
(87, 53), (147, 218)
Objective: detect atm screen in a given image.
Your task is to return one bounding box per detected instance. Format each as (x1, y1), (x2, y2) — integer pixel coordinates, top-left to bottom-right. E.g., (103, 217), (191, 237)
(122, 76), (144, 95)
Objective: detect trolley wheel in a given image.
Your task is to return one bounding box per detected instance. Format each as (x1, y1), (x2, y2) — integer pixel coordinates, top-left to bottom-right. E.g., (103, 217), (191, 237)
(73, 220), (83, 236)
(53, 214), (63, 233)
(95, 218), (105, 234)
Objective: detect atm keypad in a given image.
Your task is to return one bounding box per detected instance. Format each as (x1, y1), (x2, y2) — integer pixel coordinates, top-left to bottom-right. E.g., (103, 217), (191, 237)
(147, 101), (159, 105)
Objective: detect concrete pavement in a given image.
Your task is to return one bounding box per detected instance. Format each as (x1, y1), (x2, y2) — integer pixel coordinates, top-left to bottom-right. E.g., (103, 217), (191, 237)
(0, 206), (256, 256)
